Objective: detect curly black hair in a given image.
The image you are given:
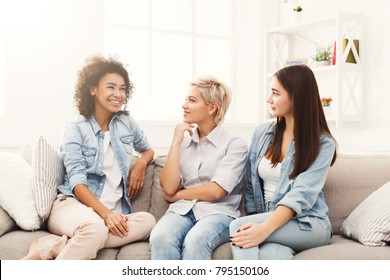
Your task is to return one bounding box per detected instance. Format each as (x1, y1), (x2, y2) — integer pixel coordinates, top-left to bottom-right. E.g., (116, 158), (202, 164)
(74, 55), (134, 117)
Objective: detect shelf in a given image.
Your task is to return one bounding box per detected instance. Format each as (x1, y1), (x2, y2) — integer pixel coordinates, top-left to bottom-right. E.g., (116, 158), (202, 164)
(264, 11), (365, 128)
(268, 16), (336, 35)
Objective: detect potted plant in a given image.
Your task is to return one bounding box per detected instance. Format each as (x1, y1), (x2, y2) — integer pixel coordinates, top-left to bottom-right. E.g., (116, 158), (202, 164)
(312, 45), (332, 66)
(321, 97), (333, 107)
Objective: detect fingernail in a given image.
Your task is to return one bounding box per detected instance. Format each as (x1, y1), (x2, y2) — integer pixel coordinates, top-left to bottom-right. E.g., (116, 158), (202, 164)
(237, 229), (240, 233)
(232, 243), (236, 246)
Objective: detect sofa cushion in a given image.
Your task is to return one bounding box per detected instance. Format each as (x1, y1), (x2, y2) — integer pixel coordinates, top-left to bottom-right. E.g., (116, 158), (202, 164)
(0, 230), (51, 260)
(323, 154), (390, 234)
(0, 206), (17, 237)
(0, 152), (42, 230)
(293, 235), (390, 259)
(32, 136), (65, 221)
(340, 181), (390, 246)
(149, 156), (169, 222)
(117, 241), (151, 260)
(129, 156), (153, 213)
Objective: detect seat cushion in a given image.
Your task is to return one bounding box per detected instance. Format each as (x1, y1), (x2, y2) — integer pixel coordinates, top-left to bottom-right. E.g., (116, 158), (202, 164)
(0, 230), (51, 260)
(293, 235), (390, 259)
(117, 241), (151, 260)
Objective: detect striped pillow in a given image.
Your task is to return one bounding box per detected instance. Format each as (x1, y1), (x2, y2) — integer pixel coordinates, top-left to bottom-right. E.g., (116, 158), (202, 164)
(32, 136), (65, 221)
(340, 181), (390, 246)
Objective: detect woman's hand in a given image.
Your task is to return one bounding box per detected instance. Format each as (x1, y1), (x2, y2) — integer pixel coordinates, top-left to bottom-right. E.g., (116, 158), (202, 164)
(230, 223), (273, 249)
(172, 123), (194, 145)
(128, 159), (147, 198)
(104, 212), (129, 237)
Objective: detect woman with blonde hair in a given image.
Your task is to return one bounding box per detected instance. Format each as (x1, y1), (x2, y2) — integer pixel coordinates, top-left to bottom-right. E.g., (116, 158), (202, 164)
(150, 76), (248, 260)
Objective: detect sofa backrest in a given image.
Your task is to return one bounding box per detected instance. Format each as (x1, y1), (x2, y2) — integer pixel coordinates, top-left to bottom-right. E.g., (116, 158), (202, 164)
(134, 153), (390, 235)
(323, 154), (390, 234)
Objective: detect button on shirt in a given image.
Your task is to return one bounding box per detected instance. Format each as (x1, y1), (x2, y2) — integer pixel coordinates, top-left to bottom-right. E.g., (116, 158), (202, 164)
(166, 125), (248, 220)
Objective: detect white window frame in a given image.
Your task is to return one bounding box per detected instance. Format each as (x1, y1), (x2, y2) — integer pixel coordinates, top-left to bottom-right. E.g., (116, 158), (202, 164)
(103, 0), (238, 123)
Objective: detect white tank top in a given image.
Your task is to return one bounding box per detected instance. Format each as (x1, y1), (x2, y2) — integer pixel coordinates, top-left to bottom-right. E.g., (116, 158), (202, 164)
(257, 157), (281, 204)
(99, 131), (123, 213)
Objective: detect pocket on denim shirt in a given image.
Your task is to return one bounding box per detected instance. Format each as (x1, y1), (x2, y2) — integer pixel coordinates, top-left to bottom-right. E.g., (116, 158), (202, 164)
(81, 146), (97, 167)
(120, 135), (134, 155)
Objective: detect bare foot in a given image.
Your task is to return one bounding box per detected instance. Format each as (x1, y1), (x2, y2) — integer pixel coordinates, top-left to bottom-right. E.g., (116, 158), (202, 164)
(21, 240), (41, 260)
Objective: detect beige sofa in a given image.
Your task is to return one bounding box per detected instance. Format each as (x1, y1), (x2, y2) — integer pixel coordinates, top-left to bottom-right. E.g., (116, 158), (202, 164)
(1, 154), (390, 260)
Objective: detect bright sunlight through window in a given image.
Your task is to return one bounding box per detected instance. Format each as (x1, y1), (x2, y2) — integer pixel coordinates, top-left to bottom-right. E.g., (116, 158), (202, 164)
(104, 0), (234, 122)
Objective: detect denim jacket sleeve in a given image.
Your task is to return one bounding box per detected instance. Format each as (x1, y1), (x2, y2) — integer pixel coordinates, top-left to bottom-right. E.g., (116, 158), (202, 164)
(276, 135), (336, 215)
(245, 139), (257, 214)
(245, 122), (274, 214)
(60, 120), (89, 191)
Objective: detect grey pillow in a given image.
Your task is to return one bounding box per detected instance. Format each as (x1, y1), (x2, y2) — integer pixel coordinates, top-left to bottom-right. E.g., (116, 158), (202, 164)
(341, 181), (390, 246)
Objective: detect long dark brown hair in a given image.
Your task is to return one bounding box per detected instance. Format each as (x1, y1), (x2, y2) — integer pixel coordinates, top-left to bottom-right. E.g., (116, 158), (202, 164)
(73, 55), (134, 117)
(267, 65), (337, 179)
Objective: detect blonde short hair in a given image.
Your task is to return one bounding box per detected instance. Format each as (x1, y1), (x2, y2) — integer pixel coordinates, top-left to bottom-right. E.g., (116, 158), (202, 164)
(190, 76), (231, 124)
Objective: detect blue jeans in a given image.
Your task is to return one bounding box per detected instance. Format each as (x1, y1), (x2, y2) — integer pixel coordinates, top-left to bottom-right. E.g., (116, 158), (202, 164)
(229, 212), (331, 260)
(150, 210), (234, 260)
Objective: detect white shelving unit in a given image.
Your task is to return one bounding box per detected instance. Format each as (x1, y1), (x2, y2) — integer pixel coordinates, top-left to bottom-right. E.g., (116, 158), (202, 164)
(264, 11), (365, 128)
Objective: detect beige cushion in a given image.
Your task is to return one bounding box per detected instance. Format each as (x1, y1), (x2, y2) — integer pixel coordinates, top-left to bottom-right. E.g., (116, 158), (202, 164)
(340, 181), (390, 246)
(32, 136), (65, 221)
(0, 206), (17, 237)
(323, 154), (390, 234)
(129, 156), (153, 213)
(149, 156), (169, 222)
(0, 152), (41, 230)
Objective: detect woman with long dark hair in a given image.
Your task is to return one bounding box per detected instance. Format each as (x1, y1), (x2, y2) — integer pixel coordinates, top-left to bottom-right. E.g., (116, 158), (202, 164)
(230, 65), (337, 259)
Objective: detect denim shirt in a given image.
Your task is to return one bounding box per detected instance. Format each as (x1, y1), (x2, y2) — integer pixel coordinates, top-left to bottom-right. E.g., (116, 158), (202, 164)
(245, 121), (335, 231)
(57, 114), (151, 214)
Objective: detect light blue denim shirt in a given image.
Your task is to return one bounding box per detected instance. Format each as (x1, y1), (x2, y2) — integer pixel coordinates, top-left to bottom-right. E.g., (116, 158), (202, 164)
(167, 125), (248, 220)
(57, 114), (151, 214)
(245, 121), (335, 231)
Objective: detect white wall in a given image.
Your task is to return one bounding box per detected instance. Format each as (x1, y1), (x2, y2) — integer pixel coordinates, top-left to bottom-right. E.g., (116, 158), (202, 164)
(0, 0), (105, 149)
(1, 0), (389, 154)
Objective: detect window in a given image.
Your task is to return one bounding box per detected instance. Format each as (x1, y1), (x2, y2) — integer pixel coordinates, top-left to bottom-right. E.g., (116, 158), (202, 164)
(104, 0), (234, 122)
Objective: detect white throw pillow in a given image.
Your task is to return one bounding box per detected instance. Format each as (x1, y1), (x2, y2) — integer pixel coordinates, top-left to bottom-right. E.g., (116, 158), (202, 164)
(341, 181), (390, 246)
(0, 152), (41, 230)
(32, 136), (64, 221)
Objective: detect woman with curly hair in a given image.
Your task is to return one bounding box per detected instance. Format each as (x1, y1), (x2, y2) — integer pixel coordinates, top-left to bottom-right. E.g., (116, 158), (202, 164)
(23, 55), (155, 260)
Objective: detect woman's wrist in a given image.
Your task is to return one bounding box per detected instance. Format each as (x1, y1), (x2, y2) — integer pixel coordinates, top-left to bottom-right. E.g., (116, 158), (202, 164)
(137, 158), (148, 167)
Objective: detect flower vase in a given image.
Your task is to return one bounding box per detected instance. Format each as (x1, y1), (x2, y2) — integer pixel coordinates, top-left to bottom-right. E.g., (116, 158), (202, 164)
(323, 106), (332, 118)
(290, 11), (303, 23)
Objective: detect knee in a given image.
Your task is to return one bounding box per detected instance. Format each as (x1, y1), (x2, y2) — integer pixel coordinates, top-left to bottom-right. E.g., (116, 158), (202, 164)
(76, 219), (108, 242)
(259, 243), (294, 260)
(141, 212), (156, 232)
(229, 218), (242, 235)
(149, 222), (170, 248)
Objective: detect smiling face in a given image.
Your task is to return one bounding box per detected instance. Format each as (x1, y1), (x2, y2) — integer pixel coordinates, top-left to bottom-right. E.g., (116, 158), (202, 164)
(182, 85), (215, 125)
(91, 73), (126, 116)
(267, 76), (293, 119)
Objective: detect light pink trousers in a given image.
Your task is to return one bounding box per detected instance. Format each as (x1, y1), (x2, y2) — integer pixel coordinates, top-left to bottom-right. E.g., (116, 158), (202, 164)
(37, 197), (156, 260)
